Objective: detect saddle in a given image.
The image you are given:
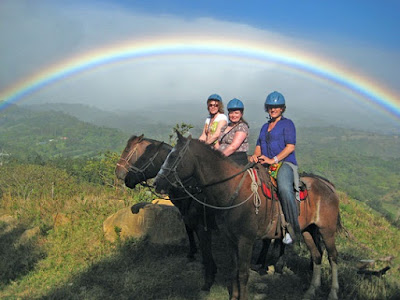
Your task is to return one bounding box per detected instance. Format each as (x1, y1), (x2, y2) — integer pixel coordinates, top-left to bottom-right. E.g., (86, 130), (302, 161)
(251, 164), (309, 240)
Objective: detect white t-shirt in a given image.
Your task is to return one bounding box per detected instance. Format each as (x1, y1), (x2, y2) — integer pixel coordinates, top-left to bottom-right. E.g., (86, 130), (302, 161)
(205, 113), (228, 129)
(204, 113), (228, 143)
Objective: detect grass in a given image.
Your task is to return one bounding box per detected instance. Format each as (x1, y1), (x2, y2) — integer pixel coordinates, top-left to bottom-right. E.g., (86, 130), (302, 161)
(1, 186), (399, 299)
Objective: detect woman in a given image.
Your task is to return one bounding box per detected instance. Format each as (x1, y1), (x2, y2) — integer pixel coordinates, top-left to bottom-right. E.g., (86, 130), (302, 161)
(250, 91), (300, 244)
(199, 94), (228, 146)
(215, 98), (249, 166)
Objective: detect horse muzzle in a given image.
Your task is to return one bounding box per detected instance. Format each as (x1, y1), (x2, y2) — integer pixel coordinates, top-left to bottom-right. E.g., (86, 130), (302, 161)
(153, 175), (170, 194)
(124, 172), (140, 189)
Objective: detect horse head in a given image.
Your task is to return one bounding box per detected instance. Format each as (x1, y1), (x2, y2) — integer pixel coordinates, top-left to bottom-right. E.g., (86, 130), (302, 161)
(116, 134), (172, 189)
(115, 134), (145, 181)
(154, 131), (196, 194)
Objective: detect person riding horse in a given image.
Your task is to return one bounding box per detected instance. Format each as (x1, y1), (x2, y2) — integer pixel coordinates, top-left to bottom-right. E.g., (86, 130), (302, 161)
(215, 98), (249, 166)
(250, 91), (300, 244)
(199, 93), (228, 146)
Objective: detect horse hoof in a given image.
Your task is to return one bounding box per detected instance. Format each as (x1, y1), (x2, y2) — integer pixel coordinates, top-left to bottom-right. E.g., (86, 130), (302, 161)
(328, 289), (338, 300)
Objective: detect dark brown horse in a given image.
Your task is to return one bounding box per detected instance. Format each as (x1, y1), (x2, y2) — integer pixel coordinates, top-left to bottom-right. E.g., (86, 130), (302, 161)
(115, 135), (218, 290)
(154, 132), (341, 300)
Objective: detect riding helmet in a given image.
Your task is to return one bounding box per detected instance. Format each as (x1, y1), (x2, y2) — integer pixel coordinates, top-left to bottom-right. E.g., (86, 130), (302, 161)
(227, 98), (244, 111)
(207, 93), (222, 102)
(265, 91), (285, 108)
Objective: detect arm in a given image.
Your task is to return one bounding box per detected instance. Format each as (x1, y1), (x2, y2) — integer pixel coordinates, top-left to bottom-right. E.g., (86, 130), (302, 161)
(221, 131), (247, 156)
(198, 123), (208, 142)
(258, 144), (295, 165)
(250, 145), (262, 162)
(205, 119), (227, 145)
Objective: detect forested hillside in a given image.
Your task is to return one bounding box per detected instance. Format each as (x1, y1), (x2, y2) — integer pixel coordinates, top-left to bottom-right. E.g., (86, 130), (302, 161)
(2, 104), (399, 225)
(0, 105), (130, 161)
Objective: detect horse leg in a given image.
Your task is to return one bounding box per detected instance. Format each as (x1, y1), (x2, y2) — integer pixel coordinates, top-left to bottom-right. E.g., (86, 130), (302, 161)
(254, 239), (286, 274)
(251, 239), (270, 272)
(302, 230), (323, 300)
(224, 234), (239, 300)
(320, 230), (339, 300)
(236, 237), (255, 300)
(272, 239), (286, 274)
(197, 225), (217, 291)
(185, 224), (197, 261)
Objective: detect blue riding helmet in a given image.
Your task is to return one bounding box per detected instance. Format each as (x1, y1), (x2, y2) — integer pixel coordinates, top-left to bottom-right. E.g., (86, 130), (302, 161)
(207, 93), (222, 102)
(265, 91), (285, 107)
(227, 98), (244, 111)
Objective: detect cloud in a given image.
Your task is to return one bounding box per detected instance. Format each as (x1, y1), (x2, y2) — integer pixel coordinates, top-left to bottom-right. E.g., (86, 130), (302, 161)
(1, 0), (399, 128)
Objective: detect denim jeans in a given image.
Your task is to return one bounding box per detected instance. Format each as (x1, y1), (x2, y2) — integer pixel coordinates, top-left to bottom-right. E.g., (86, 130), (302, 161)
(276, 162), (300, 233)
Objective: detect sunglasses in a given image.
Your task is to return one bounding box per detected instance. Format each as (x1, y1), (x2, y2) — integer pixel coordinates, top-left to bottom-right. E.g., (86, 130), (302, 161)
(208, 103), (219, 108)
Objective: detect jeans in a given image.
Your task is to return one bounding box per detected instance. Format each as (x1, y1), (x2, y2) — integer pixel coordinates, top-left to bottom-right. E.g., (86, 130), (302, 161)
(276, 162), (300, 233)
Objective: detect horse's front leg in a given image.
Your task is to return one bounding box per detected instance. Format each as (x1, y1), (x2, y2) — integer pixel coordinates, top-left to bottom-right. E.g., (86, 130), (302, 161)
(197, 225), (217, 291)
(237, 237), (254, 300)
(224, 233), (239, 300)
(185, 224), (197, 261)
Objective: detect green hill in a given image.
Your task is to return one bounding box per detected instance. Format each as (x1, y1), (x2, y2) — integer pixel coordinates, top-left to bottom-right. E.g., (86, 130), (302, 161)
(0, 104), (130, 160)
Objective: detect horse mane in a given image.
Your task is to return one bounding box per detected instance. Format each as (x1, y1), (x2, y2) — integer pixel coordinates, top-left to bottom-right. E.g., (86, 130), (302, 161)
(127, 135), (172, 148)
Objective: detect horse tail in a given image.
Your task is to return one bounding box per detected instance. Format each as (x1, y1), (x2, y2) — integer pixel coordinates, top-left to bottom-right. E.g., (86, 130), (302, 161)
(336, 212), (344, 233)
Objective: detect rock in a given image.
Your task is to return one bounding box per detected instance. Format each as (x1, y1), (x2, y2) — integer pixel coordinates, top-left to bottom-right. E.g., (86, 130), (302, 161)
(151, 199), (174, 206)
(103, 203), (186, 244)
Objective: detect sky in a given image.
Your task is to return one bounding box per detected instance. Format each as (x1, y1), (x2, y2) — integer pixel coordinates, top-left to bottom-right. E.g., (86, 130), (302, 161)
(1, 0), (400, 131)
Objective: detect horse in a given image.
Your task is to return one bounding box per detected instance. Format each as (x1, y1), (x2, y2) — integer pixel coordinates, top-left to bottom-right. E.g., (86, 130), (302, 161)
(154, 132), (341, 300)
(115, 134), (218, 291)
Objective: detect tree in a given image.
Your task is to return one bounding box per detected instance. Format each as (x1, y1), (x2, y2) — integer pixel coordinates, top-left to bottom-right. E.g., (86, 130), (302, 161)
(169, 122), (194, 146)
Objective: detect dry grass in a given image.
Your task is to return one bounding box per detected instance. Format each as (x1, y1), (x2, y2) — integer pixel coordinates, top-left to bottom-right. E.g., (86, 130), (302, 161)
(0, 187), (399, 299)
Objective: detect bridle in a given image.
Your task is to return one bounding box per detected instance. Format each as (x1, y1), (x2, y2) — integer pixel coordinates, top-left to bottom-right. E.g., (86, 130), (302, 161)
(158, 138), (192, 189)
(117, 139), (165, 182)
(116, 143), (140, 173)
(158, 138), (260, 212)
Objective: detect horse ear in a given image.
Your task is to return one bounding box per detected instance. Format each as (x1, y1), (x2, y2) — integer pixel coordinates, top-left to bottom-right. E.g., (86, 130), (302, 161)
(175, 130), (184, 141)
(138, 134), (144, 141)
(188, 134), (192, 140)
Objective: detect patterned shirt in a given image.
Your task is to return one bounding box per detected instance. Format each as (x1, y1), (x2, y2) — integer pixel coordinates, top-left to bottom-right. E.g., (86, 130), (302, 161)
(218, 122), (249, 153)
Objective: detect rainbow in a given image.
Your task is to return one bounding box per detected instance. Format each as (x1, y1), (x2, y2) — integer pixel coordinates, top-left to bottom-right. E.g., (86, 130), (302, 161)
(1, 36), (399, 120)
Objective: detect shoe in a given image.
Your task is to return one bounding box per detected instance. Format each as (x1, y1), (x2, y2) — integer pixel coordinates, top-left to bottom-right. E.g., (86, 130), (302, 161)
(283, 232), (293, 245)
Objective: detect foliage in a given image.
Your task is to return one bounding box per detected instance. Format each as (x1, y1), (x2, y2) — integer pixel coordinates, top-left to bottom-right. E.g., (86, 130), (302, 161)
(81, 151), (121, 186)
(0, 105), (129, 161)
(168, 122), (194, 146)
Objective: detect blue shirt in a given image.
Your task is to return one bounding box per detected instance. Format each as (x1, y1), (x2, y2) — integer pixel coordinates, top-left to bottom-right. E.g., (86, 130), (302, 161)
(256, 117), (297, 166)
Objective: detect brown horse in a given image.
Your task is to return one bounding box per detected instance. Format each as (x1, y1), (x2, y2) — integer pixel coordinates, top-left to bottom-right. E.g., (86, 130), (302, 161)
(154, 132), (341, 300)
(115, 135), (218, 291)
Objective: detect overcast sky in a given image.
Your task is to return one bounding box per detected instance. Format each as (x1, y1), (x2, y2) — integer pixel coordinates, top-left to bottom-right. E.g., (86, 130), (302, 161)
(1, 0), (399, 130)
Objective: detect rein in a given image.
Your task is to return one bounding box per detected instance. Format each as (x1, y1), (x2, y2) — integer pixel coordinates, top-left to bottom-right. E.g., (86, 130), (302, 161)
(159, 138), (261, 211)
(128, 142), (164, 174)
(200, 161), (255, 188)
